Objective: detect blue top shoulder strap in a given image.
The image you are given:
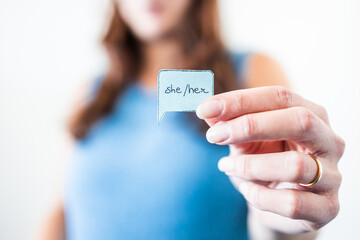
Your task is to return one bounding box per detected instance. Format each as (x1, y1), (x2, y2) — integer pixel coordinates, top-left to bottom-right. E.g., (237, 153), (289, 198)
(229, 51), (251, 87)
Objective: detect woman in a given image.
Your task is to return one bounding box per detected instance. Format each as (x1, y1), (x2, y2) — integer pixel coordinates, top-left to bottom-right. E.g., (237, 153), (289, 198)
(40, 0), (345, 239)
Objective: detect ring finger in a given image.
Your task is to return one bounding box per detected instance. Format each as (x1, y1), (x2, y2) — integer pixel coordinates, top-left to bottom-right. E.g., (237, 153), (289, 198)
(218, 151), (319, 186)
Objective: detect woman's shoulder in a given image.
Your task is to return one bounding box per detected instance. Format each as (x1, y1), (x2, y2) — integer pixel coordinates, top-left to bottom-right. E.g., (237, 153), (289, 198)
(247, 53), (289, 88)
(88, 74), (106, 97)
(230, 51), (289, 88)
(66, 75), (104, 131)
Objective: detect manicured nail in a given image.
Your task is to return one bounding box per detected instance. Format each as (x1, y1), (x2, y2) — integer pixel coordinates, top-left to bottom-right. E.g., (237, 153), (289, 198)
(206, 122), (231, 143)
(196, 100), (223, 119)
(239, 182), (249, 195)
(218, 157), (234, 173)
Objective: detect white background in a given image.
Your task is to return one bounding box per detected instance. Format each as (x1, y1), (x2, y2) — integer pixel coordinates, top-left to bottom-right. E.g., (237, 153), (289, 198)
(0, 0), (359, 239)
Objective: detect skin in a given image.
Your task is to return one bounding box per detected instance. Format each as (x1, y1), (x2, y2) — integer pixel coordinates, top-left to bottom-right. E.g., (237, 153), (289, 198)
(117, 0), (192, 43)
(119, 0), (192, 88)
(38, 0), (345, 239)
(196, 55), (345, 239)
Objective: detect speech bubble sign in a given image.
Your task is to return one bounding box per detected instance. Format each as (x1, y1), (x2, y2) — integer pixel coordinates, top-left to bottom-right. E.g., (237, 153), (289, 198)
(157, 69), (214, 123)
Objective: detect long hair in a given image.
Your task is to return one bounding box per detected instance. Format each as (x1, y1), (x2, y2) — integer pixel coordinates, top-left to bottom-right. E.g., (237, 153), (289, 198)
(69, 0), (239, 139)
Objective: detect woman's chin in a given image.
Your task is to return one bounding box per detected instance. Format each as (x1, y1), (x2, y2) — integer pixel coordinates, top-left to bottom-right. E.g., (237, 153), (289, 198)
(136, 33), (170, 44)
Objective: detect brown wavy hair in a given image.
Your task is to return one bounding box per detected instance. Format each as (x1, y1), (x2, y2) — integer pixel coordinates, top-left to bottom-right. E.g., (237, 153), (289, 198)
(69, 0), (239, 139)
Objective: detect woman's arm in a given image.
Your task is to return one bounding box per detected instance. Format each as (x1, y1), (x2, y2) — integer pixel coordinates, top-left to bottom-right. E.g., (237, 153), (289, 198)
(36, 81), (90, 240)
(37, 200), (65, 240)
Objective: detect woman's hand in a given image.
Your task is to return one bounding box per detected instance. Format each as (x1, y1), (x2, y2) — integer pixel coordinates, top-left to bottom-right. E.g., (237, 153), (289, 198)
(196, 86), (345, 236)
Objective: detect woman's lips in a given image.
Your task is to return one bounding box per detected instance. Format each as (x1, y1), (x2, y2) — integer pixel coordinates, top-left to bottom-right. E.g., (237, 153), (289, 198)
(147, 2), (165, 15)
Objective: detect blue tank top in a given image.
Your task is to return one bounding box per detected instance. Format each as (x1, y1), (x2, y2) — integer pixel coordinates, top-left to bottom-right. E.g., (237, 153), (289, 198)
(64, 53), (249, 240)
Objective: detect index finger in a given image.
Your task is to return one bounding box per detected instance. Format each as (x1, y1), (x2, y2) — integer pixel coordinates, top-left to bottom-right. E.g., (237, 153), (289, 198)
(196, 86), (329, 125)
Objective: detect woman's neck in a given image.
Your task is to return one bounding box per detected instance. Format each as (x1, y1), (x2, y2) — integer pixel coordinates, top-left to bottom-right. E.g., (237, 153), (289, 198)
(139, 40), (183, 89)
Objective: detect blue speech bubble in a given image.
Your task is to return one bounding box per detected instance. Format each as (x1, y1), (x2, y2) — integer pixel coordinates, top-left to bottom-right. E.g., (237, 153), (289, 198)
(157, 69), (214, 123)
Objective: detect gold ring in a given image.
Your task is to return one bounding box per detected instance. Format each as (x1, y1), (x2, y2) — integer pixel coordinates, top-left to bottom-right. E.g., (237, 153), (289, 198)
(299, 154), (323, 187)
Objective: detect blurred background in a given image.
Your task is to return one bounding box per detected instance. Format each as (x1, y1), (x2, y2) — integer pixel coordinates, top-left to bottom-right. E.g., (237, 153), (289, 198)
(0, 0), (359, 239)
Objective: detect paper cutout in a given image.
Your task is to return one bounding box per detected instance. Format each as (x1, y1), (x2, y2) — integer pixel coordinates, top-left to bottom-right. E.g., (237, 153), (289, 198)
(157, 69), (214, 123)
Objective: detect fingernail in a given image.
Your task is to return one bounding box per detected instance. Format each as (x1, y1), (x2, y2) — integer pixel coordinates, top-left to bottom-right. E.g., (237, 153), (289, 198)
(196, 100), (223, 119)
(239, 182), (249, 195)
(206, 122), (231, 143)
(218, 157), (234, 172)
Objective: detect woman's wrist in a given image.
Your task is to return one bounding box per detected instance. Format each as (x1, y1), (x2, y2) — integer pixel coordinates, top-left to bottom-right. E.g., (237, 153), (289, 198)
(248, 206), (318, 240)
